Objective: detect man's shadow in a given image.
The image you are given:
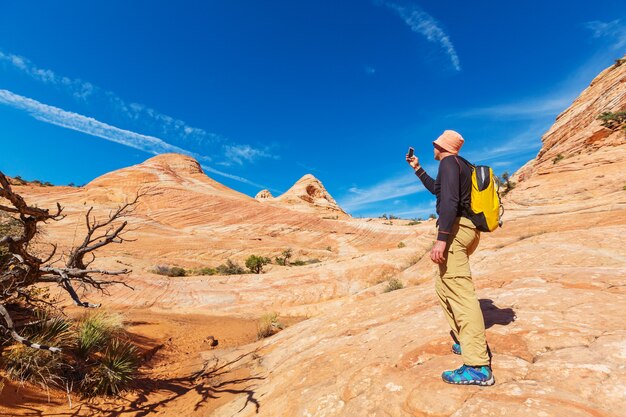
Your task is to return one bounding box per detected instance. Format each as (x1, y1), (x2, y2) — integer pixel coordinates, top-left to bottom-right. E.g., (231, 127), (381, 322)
(449, 299), (516, 346)
(480, 299), (516, 329)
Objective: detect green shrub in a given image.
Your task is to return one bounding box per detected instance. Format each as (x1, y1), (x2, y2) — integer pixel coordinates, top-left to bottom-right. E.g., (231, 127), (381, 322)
(552, 153), (564, 164)
(290, 258), (320, 266)
(196, 267), (217, 276)
(79, 339), (139, 397)
(383, 278), (404, 293)
(2, 312), (73, 388)
(274, 248), (293, 266)
(498, 172), (517, 196)
(598, 111), (626, 130)
(429, 213), (437, 220)
(397, 242), (406, 248)
(245, 255), (271, 274)
(77, 312), (123, 358)
(407, 220), (421, 225)
(1, 309), (140, 398)
(216, 259), (245, 275)
(150, 265), (187, 277)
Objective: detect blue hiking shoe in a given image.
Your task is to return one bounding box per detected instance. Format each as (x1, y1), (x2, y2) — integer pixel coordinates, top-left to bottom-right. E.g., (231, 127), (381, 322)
(452, 343), (462, 355)
(441, 364), (495, 386)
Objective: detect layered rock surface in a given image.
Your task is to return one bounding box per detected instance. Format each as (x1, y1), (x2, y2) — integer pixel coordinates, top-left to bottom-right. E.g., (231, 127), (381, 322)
(259, 174), (350, 219)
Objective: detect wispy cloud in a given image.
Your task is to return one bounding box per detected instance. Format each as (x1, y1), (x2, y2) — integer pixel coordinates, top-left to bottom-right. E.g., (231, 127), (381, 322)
(462, 123), (548, 164)
(0, 51), (95, 100)
(338, 172), (428, 211)
(220, 144), (279, 166)
(0, 89), (272, 190)
(585, 19), (626, 49)
(379, 1), (461, 71)
(457, 96), (574, 119)
(0, 49), (275, 166)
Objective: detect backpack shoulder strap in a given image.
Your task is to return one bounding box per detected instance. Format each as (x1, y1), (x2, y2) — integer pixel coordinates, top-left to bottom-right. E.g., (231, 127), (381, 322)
(455, 155), (475, 169)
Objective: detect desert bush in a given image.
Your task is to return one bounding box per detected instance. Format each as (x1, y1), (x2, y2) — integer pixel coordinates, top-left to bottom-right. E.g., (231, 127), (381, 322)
(552, 153), (564, 164)
(598, 111), (626, 130)
(274, 248), (293, 266)
(326, 246), (332, 251)
(397, 242), (406, 248)
(77, 312), (123, 358)
(429, 213), (437, 219)
(407, 219), (421, 225)
(245, 255), (271, 274)
(291, 258), (321, 266)
(498, 172), (516, 196)
(79, 339), (139, 397)
(196, 267), (217, 276)
(216, 259), (245, 275)
(383, 278), (404, 293)
(150, 265), (187, 277)
(2, 312), (74, 388)
(256, 312), (284, 339)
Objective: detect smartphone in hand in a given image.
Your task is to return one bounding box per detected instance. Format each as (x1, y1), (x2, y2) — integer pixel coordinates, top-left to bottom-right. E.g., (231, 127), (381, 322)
(408, 147), (414, 158)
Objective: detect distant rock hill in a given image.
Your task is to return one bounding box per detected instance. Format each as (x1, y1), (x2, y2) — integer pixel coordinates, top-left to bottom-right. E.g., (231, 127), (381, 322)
(255, 189), (274, 200)
(258, 174), (350, 219)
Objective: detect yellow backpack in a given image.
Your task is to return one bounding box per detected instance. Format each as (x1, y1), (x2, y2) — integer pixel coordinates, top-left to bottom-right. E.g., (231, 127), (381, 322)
(456, 156), (503, 232)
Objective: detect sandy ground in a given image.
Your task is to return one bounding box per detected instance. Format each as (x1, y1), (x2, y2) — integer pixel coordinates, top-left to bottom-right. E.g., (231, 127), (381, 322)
(0, 309), (305, 417)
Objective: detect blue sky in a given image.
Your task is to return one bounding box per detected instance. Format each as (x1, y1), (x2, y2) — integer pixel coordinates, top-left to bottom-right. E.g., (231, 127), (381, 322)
(1, 1), (625, 219)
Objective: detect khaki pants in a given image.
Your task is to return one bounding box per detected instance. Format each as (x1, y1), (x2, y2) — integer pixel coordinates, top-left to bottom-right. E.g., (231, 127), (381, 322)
(435, 217), (490, 366)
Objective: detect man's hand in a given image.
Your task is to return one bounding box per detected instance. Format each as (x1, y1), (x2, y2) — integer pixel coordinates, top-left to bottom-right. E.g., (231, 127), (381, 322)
(406, 153), (420, 170)
(430, 240), (447, 264)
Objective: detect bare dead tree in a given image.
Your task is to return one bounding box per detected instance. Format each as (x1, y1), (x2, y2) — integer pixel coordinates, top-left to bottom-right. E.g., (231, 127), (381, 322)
(0, 171), (146, 352)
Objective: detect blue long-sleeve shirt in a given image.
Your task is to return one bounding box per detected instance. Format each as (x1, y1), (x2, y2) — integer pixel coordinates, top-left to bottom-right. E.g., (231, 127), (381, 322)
(415, 155), (472, 241)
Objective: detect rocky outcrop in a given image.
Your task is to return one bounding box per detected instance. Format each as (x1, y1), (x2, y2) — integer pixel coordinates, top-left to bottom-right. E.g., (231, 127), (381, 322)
(270, 174), (350, 218)
(255, 189), (273, 200)
(516, 54), (626, 182)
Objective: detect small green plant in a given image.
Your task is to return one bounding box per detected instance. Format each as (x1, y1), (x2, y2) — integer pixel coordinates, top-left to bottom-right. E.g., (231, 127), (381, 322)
(429, 213), (437, 220)
(216, 259), (245, 275)
(290, 258), (321, 266)
(196, 267), (217, 275)
(150, 265), (187, 277)
(245, 255), (271, 274)
(498, 172), (516, 196)
(407, 219), (421, 225)
(256, 312), (285, 339)
(2, 312), (74, 388)
(552, 153), (564, 164)
(383, 278), (404, 293)
(623, 185), (626, 191)
(77, 312), (123, 358)
(275, 248), (293, 266)
(79, 339), (139, 397)
(597, 111), (626, 130)
(326, 246), (332, 251)
(397, 242), (406, 248)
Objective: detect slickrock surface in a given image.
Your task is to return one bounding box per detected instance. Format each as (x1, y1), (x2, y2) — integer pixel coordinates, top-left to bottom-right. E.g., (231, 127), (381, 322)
(2, 60), (625, 416)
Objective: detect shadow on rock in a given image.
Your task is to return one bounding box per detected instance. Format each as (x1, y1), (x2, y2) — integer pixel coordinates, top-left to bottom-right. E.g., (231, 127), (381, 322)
(66, 347), (265, 417)
(480, 298), (516, 329)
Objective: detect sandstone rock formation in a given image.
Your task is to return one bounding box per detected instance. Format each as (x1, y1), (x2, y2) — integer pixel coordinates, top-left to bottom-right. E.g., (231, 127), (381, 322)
(2, 59), (626, 417)
(255, 189), (273, 200)
(267, 174), (350, 219)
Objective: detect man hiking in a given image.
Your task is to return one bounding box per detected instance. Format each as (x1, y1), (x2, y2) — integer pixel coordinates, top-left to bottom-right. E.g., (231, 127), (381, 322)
(406, 129), (495, 386)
